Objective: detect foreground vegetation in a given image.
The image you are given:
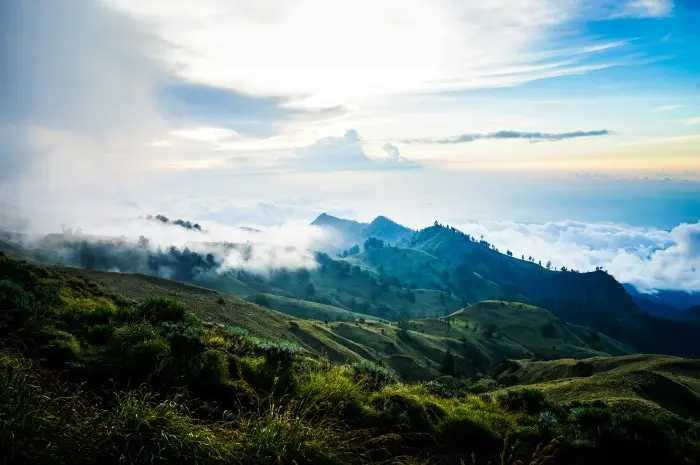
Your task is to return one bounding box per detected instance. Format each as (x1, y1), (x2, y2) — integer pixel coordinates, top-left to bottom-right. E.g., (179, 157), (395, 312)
(2, 253), (700, 464)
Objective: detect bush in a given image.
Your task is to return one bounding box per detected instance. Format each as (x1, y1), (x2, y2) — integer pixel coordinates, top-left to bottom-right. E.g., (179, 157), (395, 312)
(351, 360), (397, 389)
(0, 279), (31, 313)
(296, 365), (366, 415)
(106, 392), (234, 463)
(498, 388), (549, 414)
(161, 322), (205, 357)
(233, 403), (364, 464)
(139, 297), (189, 323)
(130, 337), (171, 367)
(86, 323), (114, 344)
(111, 323), (159, 353)
(246, 337), (301, 362)
(80, 306), (113, 326)
(39, 329), (82, 363)
(538, 410), (560, 436)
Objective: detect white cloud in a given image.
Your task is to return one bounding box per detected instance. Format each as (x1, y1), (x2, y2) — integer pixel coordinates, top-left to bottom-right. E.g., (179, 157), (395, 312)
(657, 105), (682, 111)
(171, 127), (240, 143)
(620, 0), (673, 18)
(457, 219), (700, 292)
(678, 117), (700, 126)
(286, 130), (418, 171)
(104, 0), (631, 106)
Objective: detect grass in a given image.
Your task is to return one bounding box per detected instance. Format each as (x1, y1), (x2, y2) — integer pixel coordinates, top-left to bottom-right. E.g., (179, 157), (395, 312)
(494, 354), (700, 418)
(247, 293), (384, 322)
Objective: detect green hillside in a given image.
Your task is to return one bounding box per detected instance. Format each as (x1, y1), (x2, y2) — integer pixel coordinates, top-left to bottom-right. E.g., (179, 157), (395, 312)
(61, 267), (628, 381)
(3, 252), (700, 464)
(245, 293), (384, 322)
(495, 355), (700, 418)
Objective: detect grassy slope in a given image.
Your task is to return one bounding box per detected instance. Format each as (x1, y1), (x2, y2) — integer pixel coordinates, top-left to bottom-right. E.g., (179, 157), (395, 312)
(496, 354), (700, 417)
(58, 267), (629, 381)
(246, 293), (384, 322)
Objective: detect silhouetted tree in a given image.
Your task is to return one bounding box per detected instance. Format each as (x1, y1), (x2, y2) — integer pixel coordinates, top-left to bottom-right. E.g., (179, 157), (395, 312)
(364, 237), (385, 252)
(305, 282), (316, 297)
(440, 348), (456, 376)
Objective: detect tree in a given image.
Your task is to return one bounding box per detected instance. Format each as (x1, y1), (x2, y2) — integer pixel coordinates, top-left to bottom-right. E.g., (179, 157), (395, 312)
(297, 268), (310, 285)
(305, 282), (316, 297)
(406, 290), (416, 303)
(440, 348), (456, 376)
(364, 237), (385, 252)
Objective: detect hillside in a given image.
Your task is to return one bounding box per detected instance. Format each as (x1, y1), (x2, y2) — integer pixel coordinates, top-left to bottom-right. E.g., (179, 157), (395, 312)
(681, 305), (700, 325)
(3, 252), (700, 464)
(59, 266), (628, 380)
(6, 220), (700, 360)
(495, 355), (700, 418)
(245, 293), (384, 322)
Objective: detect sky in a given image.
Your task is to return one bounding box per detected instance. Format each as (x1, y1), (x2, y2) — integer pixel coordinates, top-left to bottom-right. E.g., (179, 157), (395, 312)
(0, 0), (699, 293)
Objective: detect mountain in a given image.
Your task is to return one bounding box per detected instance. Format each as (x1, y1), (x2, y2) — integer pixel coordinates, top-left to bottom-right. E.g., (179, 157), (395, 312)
(406, 223), (700, 357)
(6, 217), (700, 359)
(310, 213), (368, 244)
(623, 284), (687, 319)
(310, 213), (413, 251)
(681, 306), (700, 325)
(362, 216), (414, 244)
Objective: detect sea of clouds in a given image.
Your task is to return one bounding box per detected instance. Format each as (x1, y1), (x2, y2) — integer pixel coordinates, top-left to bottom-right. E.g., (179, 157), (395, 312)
(457, 219), (700, 293)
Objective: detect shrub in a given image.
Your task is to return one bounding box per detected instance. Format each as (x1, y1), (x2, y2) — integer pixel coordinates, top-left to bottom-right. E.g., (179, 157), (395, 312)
(86, 323), (114, 344)
(233, 403), (364, 464)
(161, 322), (205, 357)
(105, 392), (234, 463)
(139, 297), (189, 323)
(130, 337), (171, 367)
(421, 380), (454, 398)
(246, 337), (301, 362)
(538, 411), (560, 436)
(38, 329), (82, 363)
(80, 305), (113, 326)
(296, 365), (366, 415)
(111, 323), (159, 353)
(498, 388), (549, 414)
(351, 360), (398, 389)
(0, 279), (31, 313)
(113, 306), (141, 324)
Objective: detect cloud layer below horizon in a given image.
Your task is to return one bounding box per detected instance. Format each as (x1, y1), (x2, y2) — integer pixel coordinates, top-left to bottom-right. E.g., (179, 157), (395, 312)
(457, 219), (700, 294)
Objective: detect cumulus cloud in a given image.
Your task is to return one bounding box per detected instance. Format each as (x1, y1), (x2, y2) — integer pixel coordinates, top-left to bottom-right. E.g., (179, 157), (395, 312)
(287, 130), (418, 172)
(457, 219), (700, 293)
(406, 130), (615, 144)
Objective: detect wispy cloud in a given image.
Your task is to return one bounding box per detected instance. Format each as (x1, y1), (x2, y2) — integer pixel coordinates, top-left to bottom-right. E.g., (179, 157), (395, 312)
(678, 117), (700, 126)
(657, 104), (683, 111)
(619, 0), (674, 18)
(406, 130), (615, 144)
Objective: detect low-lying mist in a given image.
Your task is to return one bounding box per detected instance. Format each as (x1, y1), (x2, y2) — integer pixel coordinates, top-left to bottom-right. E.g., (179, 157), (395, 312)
(0, 209), (345, 286)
